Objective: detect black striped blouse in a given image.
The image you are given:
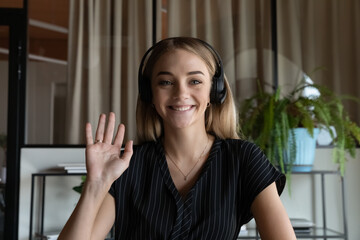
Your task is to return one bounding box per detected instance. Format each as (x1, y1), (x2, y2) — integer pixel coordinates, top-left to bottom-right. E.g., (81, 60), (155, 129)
(109, 137), (286, 240)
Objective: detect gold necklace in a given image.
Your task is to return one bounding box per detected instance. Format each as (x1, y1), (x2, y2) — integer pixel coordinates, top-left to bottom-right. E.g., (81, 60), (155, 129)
(166, 137), (210, 181)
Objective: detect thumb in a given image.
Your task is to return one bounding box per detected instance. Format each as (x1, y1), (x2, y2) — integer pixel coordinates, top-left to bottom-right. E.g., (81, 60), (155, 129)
(121, 140), (133, 161)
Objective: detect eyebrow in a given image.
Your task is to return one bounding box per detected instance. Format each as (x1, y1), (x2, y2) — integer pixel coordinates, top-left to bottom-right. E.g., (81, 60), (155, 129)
(156, 71), (205, 76)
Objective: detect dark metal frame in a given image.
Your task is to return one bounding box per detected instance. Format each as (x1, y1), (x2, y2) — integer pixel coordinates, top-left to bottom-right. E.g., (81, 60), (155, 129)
(152, 0), (157, 45)
(0, 2), (28, 239)
(270, 0), (279, 89)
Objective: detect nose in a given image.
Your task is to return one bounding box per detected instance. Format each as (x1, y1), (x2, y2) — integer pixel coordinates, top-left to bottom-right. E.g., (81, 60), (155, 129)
(173, 82), (189, 100)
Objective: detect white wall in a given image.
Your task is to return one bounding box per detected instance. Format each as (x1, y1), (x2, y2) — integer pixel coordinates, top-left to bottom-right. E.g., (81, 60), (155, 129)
(19, 147), (360, 239)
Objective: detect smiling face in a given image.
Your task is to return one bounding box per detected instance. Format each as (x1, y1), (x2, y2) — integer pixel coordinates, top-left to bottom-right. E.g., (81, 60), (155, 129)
(151, 49), (212, 131)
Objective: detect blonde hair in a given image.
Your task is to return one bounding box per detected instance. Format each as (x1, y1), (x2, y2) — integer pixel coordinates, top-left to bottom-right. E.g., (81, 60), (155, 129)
(136, 37), (240, 143)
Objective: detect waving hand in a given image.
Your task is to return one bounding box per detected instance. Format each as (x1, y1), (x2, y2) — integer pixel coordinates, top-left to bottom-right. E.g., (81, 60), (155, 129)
(85, 112), (133, 187)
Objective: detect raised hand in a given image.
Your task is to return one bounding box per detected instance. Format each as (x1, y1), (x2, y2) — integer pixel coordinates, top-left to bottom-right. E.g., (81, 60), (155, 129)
(85, 112), (133, 187)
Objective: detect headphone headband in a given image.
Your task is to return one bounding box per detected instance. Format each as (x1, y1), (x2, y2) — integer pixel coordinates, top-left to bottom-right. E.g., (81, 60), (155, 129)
(138, 37), (227, 104)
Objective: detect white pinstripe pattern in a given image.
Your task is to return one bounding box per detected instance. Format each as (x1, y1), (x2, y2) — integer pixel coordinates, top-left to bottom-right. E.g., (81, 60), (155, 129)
(108, 138), (286, 239)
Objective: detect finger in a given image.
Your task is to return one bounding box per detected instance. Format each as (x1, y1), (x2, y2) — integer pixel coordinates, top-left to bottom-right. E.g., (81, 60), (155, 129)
(85, 123), (93, 145)
(121, 140), (133, 161)
(95, 113), (106, 143)
(113, 124), (125, 148)
(104, 112), (116, 144)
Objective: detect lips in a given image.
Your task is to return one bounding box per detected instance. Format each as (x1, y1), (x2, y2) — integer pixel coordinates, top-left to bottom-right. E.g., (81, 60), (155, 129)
(169, 105), (193, 111)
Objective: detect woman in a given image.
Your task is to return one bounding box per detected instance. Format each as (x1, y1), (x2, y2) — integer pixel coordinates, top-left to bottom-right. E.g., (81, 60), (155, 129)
(59, 37), (296, 239)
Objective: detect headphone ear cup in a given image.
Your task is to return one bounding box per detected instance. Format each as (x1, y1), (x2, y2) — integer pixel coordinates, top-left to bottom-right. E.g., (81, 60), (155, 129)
(210, 65), (226, 104)
(139, 76), (152, 103)
(210, 76), (226, 104)
(210, 76), (218, 104)
(138, 44), (156, 103)
(138, 63), (152, 103)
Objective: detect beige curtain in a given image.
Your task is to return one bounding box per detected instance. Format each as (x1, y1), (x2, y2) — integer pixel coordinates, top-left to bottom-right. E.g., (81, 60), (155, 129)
(277, 0), (360, 123)
(166, 0), (360, 123)
(65, 0), (153, 144)
(166, 0), (274, 104)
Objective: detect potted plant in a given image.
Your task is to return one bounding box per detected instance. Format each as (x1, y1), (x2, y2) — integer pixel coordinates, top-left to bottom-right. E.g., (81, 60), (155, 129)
(239, 79), (360, 176)
(73, 175), (86, 194)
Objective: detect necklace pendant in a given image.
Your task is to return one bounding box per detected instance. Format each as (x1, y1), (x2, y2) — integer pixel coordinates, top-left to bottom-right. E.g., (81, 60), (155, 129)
(184, 176), (187, 181)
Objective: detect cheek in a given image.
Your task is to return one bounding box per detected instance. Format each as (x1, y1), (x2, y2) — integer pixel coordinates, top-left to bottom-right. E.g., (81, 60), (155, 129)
(152, 88), (163, 101)
(204, 85), (212, 103)
(151, 91), (168, 113)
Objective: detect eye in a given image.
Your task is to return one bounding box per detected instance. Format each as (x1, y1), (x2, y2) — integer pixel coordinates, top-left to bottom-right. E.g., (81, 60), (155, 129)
(190, 79), (201, 85)
(158, 80), (173, 86)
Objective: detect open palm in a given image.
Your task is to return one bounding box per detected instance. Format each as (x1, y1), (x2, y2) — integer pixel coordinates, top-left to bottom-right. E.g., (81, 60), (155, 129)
(85, 112), (133, 185)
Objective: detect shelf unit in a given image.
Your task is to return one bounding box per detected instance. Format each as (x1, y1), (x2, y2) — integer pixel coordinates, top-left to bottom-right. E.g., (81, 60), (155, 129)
(237, 170), (348, 240)
(29, 172), (85, 240)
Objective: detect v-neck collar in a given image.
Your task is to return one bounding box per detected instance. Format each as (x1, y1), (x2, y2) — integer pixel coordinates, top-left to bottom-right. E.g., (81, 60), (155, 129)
(155, 137), (221, 239)
(155, 137), (221, 202)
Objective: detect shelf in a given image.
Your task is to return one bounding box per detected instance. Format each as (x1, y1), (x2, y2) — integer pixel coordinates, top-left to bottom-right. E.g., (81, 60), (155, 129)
(291, 170), (340, 175)
(238, 170), (347, 239)
(32, 171), (86, 176)
(238, 227), (346, 239)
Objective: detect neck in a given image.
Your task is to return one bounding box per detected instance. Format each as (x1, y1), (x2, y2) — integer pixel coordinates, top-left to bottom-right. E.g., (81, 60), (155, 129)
(163, 126), (210, 162)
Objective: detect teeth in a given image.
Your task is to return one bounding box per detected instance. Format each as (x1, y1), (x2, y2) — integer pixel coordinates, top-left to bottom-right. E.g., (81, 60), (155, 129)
(172, 106), (191, 111)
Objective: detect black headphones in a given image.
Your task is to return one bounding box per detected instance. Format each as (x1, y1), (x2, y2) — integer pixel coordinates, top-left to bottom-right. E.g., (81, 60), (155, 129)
(138, 37), (227, 104)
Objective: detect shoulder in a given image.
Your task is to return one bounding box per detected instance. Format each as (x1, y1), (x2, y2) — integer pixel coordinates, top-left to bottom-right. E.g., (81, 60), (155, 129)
(210, 138), (267, 171)
(217, 138), (264, 157)
(127, 140), (167, 171)
(132, 141), (158, 155)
